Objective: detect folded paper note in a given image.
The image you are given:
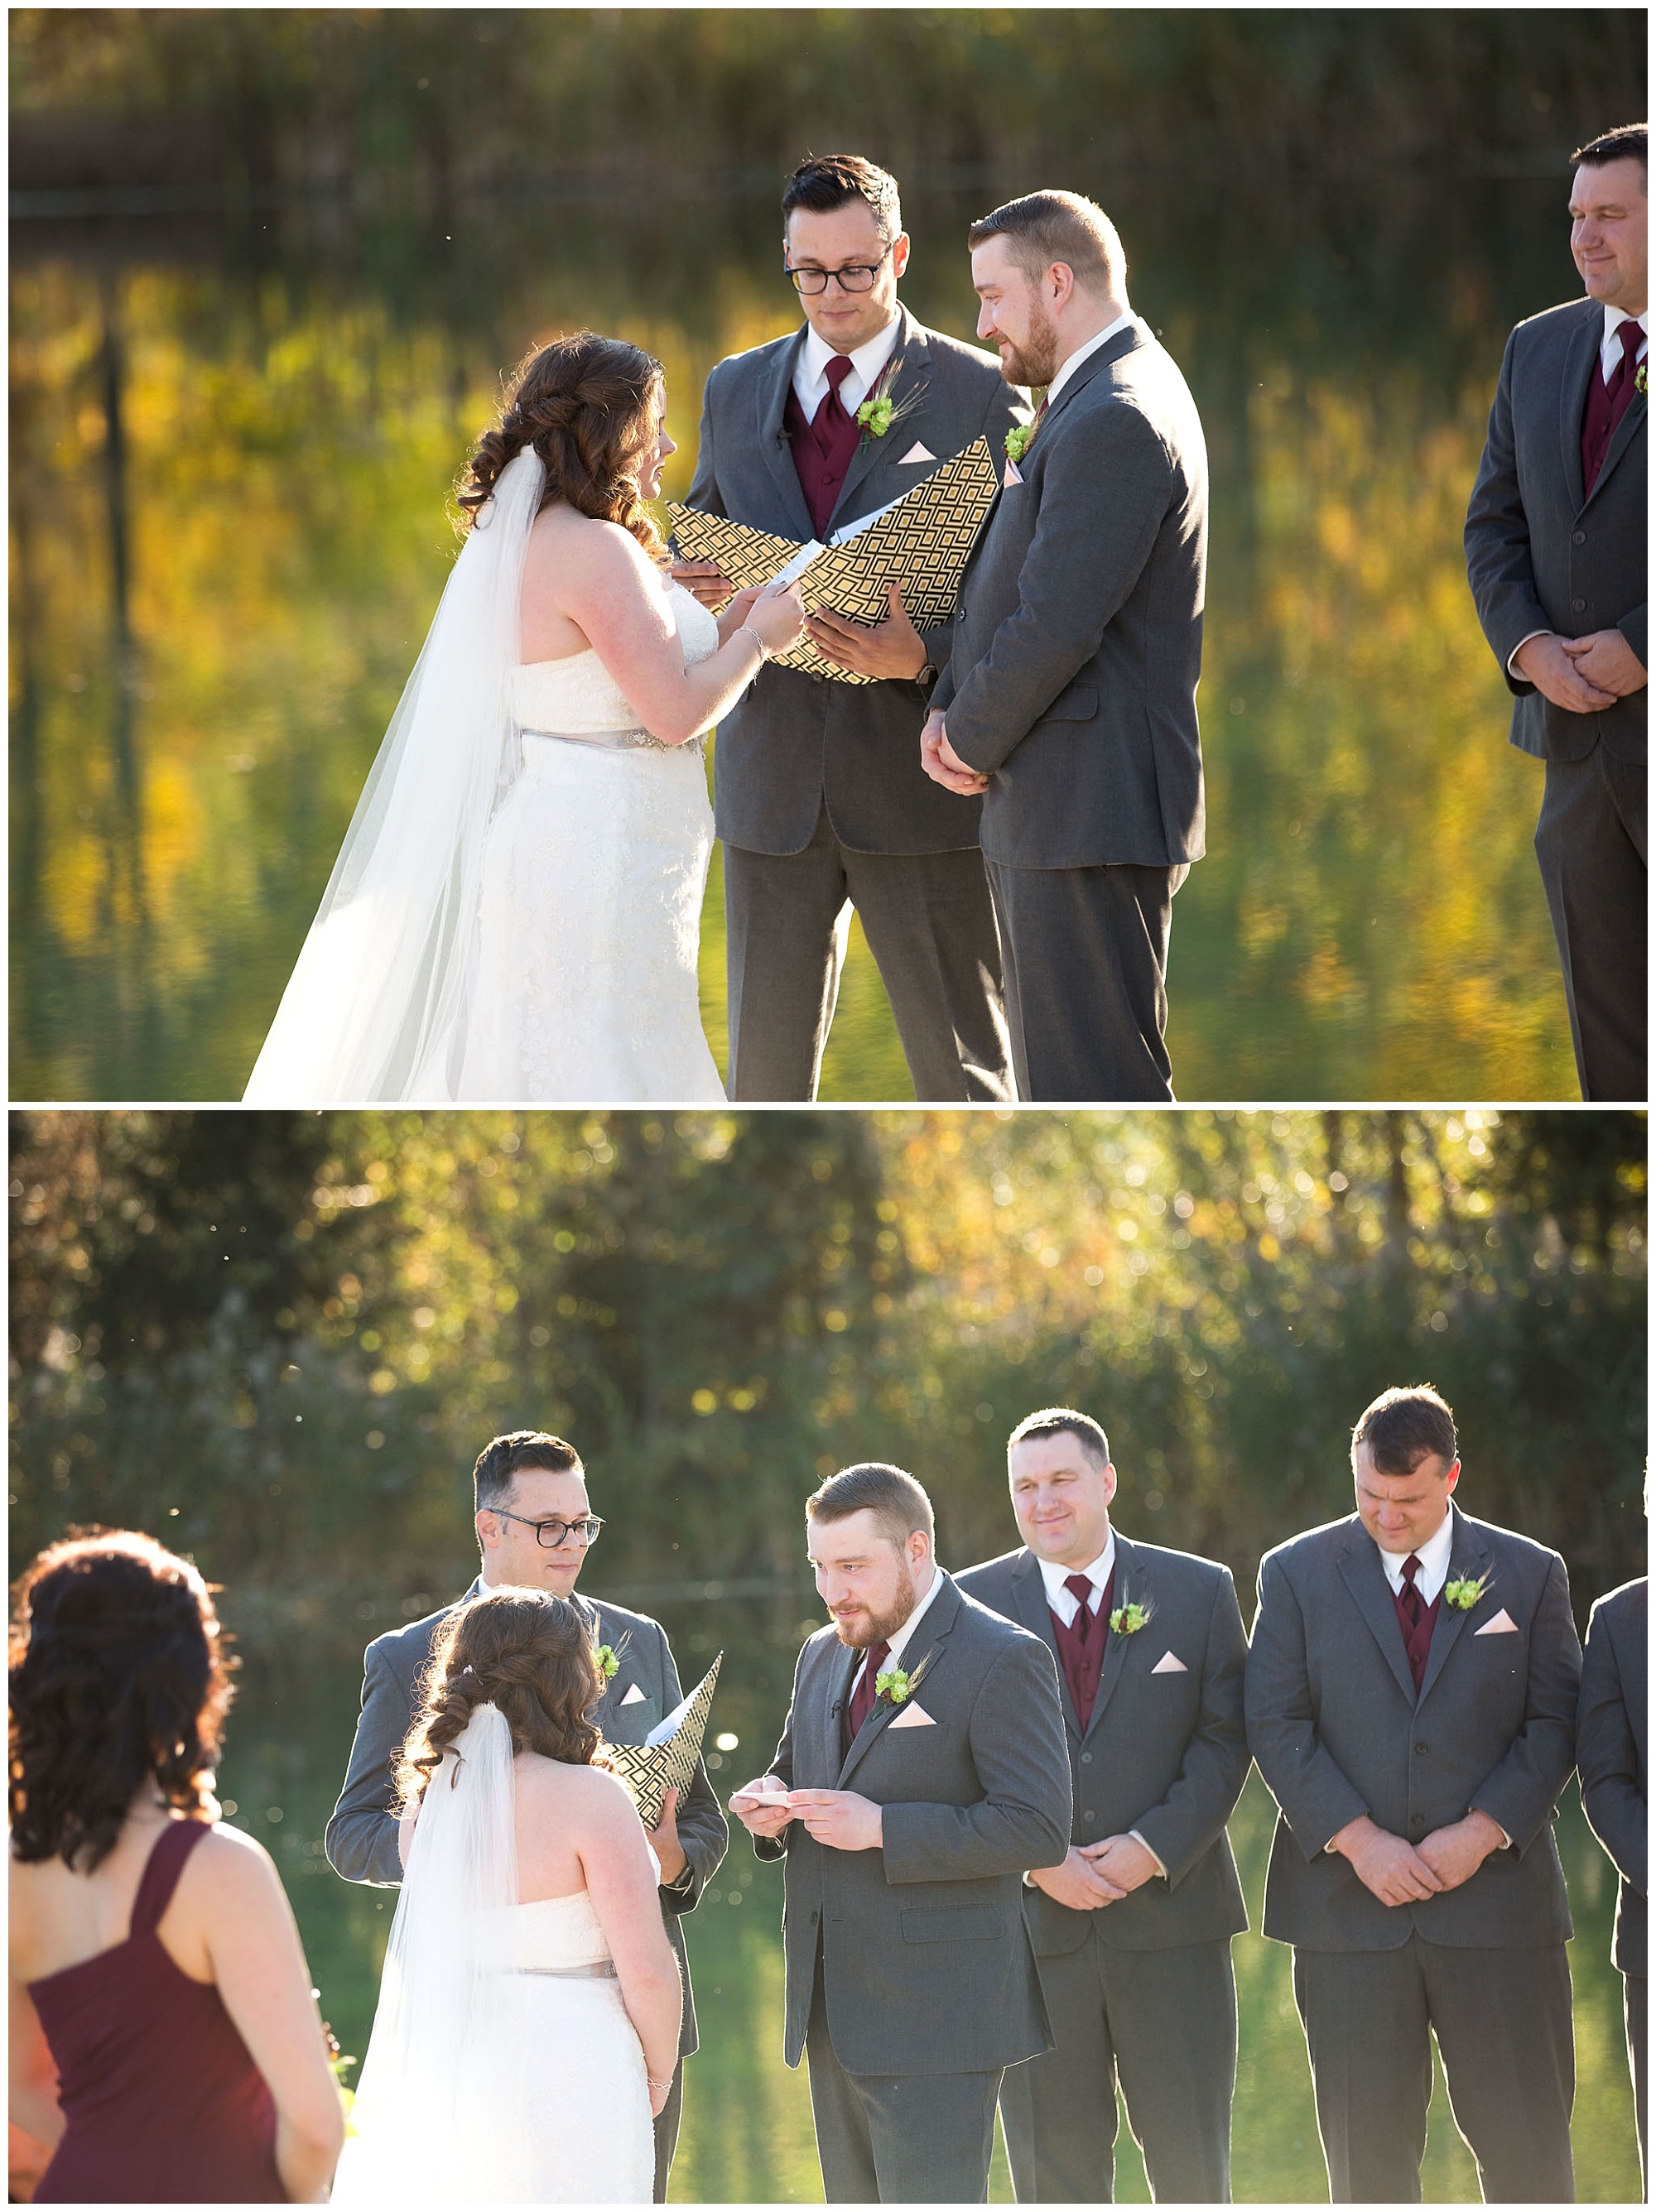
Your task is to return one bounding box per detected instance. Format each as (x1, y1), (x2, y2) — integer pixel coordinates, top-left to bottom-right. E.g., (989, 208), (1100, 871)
(887, 1700), (936, 1729)
(607, 1653), (722, 1830)
(1474, 1609), (1519, 1635)
(668, 438), (1002, 685)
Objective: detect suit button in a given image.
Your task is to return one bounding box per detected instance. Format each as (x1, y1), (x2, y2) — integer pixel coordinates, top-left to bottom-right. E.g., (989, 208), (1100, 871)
(1572, 598), (1587, 612)
(1572, 530), (1587, 545)
(1415, 1742), (1429, 1754)
(1081, 1753), (1093, 1765)
(1083, 1810), (1095, 1821)
(1409, 1813), (1425, 1830)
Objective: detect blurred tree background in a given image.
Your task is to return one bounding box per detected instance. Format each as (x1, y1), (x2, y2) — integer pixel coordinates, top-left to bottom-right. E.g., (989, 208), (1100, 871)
(8, 1108), (1648, 2201)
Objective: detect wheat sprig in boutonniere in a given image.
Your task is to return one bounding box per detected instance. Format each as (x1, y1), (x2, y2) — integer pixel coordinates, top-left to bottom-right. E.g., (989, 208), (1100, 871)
(1443, 1572), (1491, 1613)
(854, 360), (921, 454)
(875, 1646), (936, 1707)
(1109, 1594), (1153, 1636)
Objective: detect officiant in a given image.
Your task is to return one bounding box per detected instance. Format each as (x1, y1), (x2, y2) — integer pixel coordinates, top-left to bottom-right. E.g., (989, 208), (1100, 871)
(672, 152), (1028, 1103)
(325, 1430), (728, 2202)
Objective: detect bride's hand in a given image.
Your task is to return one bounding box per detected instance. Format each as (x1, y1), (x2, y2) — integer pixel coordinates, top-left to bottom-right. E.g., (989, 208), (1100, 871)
(714, 585), (765, 648)
(747, 581), (806, 654)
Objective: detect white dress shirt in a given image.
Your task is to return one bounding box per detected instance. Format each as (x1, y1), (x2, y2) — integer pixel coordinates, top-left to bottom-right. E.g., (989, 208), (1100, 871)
(1042, 310), (1136, 408)
(1372, 1508), (1456, 1605)
(792, 312), (903, 420)
(1506, 305), (1648, 675)
(849, 1553), (947, 1701)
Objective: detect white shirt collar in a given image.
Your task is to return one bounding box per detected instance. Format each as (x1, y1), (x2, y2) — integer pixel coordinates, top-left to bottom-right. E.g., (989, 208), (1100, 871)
(1602, 305), (1649, 382)
(793, 310), (903, 417)
(1373, 1508), (1456, 1605)
(1043, 309), (1137, 408)
(1036, 1534), (1117, 1626)
(855, 1556), (947, 1679)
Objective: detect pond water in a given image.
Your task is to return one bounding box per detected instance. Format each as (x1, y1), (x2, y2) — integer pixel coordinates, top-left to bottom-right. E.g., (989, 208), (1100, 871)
(12, 171), (1586, 1102)
(215, 1577), (1640, 2204)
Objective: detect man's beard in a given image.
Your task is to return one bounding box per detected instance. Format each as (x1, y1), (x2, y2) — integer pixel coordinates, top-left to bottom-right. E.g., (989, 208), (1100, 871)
(999, 300), (1061, 390)
(830, 1554), (917, 1647)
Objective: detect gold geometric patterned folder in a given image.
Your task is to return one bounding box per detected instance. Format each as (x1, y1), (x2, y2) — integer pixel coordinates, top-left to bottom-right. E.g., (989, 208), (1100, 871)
(605, 1652), (722, 1830)
(668, 437), (1001, 685)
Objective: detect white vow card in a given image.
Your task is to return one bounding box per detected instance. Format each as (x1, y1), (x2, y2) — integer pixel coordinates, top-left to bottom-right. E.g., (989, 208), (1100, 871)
(619, 1681), (647, 1705)
(887, 1701), (936, 1729)
(898, 440), (936, 464)
(1474, 1609), (1519, 1635)
(1150, 1651), (1188, 1675)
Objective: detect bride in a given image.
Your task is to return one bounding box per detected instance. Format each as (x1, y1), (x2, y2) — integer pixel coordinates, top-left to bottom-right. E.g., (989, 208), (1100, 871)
(331, 1589), (681, 2205)
(243, 334), (805, 1102)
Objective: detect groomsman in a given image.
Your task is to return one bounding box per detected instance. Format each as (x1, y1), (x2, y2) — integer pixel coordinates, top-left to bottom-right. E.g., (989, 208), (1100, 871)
(1578, 1572), (1648, 2190)
(1246, 1386), (1582, 2204)
(922, 189), (1208, 1100)
(958, 1407), (1249, 2202)
(325, 1431), (727, 2202)
(1464, 124), (1647, 1100)
(730, 1462), (1071, 2202)
(675, 152), (1025, 1103)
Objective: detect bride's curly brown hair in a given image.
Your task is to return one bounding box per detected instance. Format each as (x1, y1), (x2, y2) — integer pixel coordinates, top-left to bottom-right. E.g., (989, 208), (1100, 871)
(456, 332), (668, 561)
(396, 1588), (613, 1810)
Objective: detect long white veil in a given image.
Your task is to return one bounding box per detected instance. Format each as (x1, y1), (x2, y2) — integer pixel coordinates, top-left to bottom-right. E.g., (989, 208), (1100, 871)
(331, 1704), (537, 2204)
(243, 450), (545, 1102)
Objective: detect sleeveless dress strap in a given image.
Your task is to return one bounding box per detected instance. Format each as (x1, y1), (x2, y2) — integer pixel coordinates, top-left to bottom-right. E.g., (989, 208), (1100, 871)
(130, 1819), (210, 1939)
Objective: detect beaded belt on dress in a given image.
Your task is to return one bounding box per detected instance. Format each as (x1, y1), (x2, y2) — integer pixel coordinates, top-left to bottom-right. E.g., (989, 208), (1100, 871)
(513, 1959), (619, 1978)
(520, 724), (690, 755)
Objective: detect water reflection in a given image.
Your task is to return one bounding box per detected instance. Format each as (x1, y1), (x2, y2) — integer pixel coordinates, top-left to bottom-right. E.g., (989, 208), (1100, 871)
(11, 175), (1584, 1099)
(219, 1586), (1639, 2205)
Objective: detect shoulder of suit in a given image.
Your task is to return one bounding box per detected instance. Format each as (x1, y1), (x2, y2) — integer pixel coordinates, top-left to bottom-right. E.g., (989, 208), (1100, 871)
(587, 1594), (667, 1641)
(1509, 296), (1602, 348)
(1114, 1533), (1231, 1583)
(906, 320), (1008, 384)
(952, 1546), (1024, 1594)
(1259, 1513), (1361, 1572)
(366, 1602), (456, 1672)
(710, 329), (800, 384)
(951, 1581), (1047, 1651)
(1452, 1508), (1567, 1575)
(1589, 1575), (1649, 1625)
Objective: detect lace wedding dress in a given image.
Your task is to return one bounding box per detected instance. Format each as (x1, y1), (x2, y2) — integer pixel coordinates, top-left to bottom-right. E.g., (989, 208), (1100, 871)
(454, 584), (725, 1101)
(331, 1709), (656, 2205)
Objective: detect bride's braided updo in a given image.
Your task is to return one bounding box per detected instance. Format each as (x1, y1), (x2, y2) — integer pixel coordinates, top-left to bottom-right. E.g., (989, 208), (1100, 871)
(397, 1587), (611, 1810)
(457, 332), (668, 561)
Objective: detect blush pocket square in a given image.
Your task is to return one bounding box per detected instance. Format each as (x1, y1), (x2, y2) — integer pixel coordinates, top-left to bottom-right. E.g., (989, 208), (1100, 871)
(619, 1681), (648, 1705)
(898, 440), (936, 464)
(1150, 1651), (1189, 1675)
(887, 1701), (936, 1729)
(1002, 458), (1024, 487)
(1474, 1609), (1519, 1636)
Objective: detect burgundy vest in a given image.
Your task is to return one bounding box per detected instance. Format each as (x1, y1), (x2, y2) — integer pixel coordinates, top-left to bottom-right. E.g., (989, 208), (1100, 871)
(785, 382), (863, 539)
(1391, 1580), (1444, 1695)
(1049, 1567), (1114, 1733)
(1581, 320), (1644, 499)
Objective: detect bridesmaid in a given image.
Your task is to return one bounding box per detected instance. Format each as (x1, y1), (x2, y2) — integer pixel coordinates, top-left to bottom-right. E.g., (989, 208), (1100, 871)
(8, 1530), (344, 2202)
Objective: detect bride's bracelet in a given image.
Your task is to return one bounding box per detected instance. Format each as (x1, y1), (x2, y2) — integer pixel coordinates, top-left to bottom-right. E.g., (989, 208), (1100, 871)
(738, 622), (769, 663)
(647, 2076), (674, 2094)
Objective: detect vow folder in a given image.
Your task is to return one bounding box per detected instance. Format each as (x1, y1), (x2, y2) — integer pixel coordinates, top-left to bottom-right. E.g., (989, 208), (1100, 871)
(606, 1652), (722, 1830)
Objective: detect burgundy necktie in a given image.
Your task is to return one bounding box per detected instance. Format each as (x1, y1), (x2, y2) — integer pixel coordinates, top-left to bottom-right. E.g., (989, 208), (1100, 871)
(1065, 1572), (1100, 1636)
(1395, 1554), (1437, 1693)
(812, 353), (855, 450)
(845, 1638), (890, 1741)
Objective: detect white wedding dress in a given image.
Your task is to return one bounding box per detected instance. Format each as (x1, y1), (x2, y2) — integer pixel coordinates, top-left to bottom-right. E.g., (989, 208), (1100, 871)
(243, 448), (725, 1104)
(331, 1708), (655, 2205)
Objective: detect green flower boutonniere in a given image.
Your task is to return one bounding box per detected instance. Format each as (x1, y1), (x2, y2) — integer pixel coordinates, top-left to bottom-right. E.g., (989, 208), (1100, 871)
(1110, 1599), (1152, 1636)
(595, 1642), (621, 1680)
(1638, 363), (1649, 397)
(1443, 1574), (1490, 1613)
(874, 1664), (912, 1704)
(1004, 423), (1035, 464)
(854, 363), (921, 454)
(856, 394), (895, 439)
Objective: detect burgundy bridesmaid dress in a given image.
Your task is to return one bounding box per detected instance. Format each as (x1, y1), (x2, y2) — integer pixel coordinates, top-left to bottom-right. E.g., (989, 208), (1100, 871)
(28, 1819), (286, 2202)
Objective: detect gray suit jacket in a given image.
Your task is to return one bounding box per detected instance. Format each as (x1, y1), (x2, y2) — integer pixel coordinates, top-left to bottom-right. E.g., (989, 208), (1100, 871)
(683, 303), (1027, 856)
(957, 1535), (1249, 1955)
(753, 1570), (1071, 2074)
(324, 1579), (728, 2056)
(932, 317), (1208, 868)
(1465, 296), (1647, 766)
(1246, 1504), (1581, 1953)
(1578, 1575), (1648, 1979)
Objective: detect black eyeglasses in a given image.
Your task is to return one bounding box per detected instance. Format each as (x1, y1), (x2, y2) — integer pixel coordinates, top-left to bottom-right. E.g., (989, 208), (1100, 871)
(490, 1507), (604, 1549)
(786, 247), (892, 296)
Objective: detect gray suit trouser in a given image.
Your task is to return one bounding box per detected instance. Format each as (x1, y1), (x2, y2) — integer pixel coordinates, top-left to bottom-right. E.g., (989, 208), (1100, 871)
(724, 803), (1013, 1102)
(805, 1964), (1002, 2202)
(985, 858), (1188, 1101)
(1292, 1935), (1575, 2203)
(1533, 744), (1646, 1102)
(999, 1931), (1235, 2202)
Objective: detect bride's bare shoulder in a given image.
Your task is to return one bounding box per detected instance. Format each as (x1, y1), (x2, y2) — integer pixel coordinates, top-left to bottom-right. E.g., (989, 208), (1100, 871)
(528, 500), (652, 572)
(516, 1752), (635, 1821)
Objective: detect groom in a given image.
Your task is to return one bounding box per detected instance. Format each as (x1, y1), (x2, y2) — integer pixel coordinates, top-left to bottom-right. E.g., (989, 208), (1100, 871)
(922, 190), (1208, 1101)
(730, 1461), (1071, 2202)
(674, 152), (1027, 1103)
(325, 1430), (728, 2201)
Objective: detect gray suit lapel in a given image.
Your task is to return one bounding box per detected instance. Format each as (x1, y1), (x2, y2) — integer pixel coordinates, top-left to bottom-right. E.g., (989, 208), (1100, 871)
(1559, 305), (1601, 513)
(1586, 383), (1646, 507)
(1336, 1522), (1418, 1705)
(1008, 1550), (1079, 1738)
(838, 1575), (960, 1787)
(824, 1638), (859, 1779)
(759, 327), (816, 542)
(826, 311), (932, 533)
(1083, 1534), (1139, 1740)
(1416, 1506), (1493, 1709)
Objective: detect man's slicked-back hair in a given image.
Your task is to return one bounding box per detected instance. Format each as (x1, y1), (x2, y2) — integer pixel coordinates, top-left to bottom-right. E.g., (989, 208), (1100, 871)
(474, 1430), (583, 1514)
(1008, 1406), (1111, 1469)
(782, 153), (903, 245)
(807, 1461), (934, 1549)
(1350, 1386), (1458, 1478)
(1572, 123), (1648, 180)
(968, 189), (1125, 297)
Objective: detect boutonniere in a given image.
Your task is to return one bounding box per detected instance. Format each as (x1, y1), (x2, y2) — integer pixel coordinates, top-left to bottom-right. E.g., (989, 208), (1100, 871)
(874, 1647), (935, 1707)
(1004, 422), (1035, 464)
(594, 1642), (621, 1680)
(1443, 1573), (1490, 1613)
(1637, 363), (1649, 397)
(854, 361), (920, 453)
(1110, 1596), (1153, 1636)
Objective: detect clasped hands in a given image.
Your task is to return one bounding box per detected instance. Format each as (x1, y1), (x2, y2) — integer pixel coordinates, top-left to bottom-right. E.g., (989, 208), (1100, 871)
(1330, 1808), (1505, 1908)
(729, 1773), (883, 1851)
(1514, 629), (1646, 713)
(671, 561), (931, 682)
(1028, 1834), (1162, 1911)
